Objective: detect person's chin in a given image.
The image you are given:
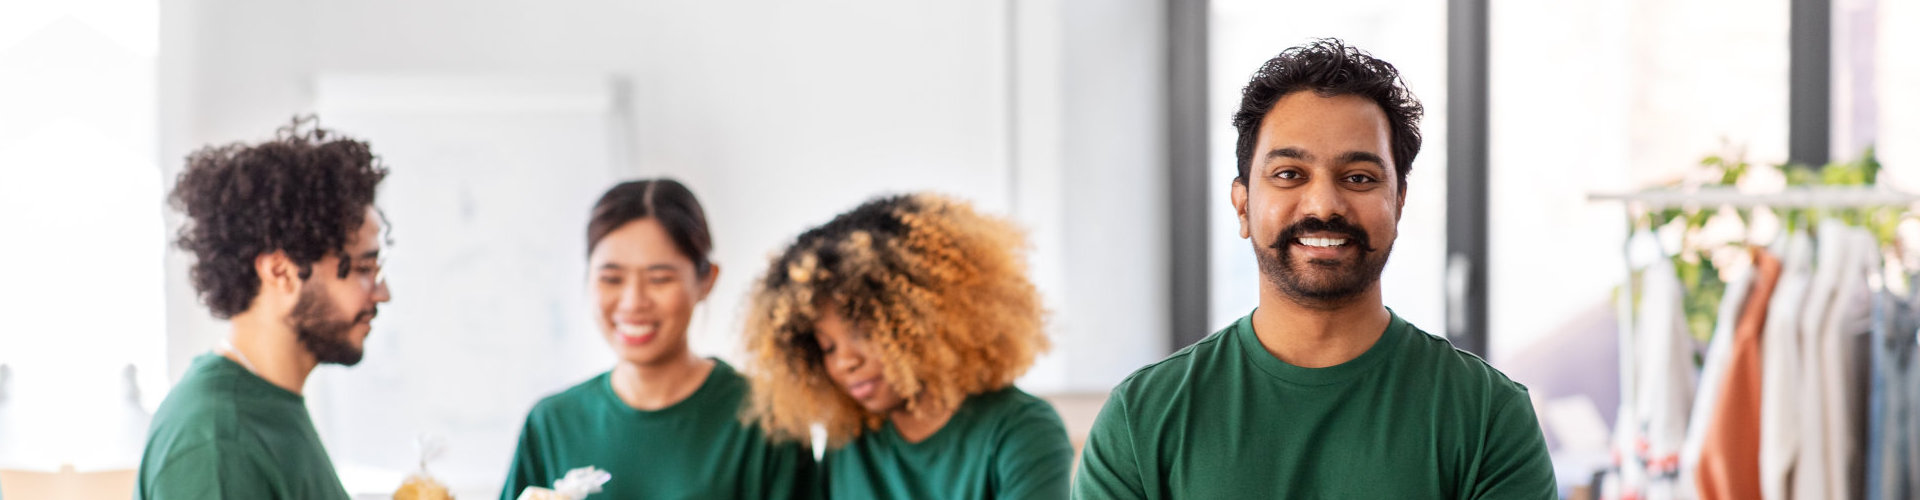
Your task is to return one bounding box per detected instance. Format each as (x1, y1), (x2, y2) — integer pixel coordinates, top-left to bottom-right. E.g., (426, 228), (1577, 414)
(339, 331), (371, 364)
(1298, 269), (1352, 285)
(616, 345), (669, 366)
(856, 399), (893, 415)
(326, 343), (368, 367)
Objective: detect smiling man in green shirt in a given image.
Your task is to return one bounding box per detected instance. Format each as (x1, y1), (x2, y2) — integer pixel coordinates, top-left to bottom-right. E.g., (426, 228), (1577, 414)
(137, 118), (392, 500)
(1071, 39), (1555, 499)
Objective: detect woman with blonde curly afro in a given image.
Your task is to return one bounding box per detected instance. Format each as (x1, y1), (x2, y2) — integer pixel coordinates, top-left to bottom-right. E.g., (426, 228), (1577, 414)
(743, 193), (1073, 499)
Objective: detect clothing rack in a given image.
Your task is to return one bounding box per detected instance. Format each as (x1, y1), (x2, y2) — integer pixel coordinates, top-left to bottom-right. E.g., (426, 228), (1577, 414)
(1586, 184), (1920, 500)
(1588, 186), (1920, 209)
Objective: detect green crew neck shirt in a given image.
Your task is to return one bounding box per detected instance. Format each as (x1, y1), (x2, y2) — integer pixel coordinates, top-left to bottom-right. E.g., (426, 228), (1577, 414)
(824, 386), (1074, 500)
(135, 353), (349, 500)
(1073, 310), (1556, 499)
(501, 359), (815, 499)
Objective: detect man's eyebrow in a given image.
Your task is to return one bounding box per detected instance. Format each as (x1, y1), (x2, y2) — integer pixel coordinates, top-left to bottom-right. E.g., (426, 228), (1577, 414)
(1264, 147), (1312, 163)
(1336, 151), (1387, 167)
(1265, 148), (1385, 167)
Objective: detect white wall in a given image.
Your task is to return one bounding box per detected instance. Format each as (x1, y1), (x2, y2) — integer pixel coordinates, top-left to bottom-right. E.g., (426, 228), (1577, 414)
(157, 0), (1171, 495)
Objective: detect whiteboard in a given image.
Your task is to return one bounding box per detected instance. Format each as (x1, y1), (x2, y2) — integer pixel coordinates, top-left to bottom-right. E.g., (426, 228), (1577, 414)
(313, 74), (629, 499)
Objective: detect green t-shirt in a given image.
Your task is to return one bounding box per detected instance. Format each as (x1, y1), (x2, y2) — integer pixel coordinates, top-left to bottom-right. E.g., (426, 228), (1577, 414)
(824, 386), (1074, 500)
(501, 359), (815, 499)
(135, 353), (349, 500)
(1073, 311), (1556, 499)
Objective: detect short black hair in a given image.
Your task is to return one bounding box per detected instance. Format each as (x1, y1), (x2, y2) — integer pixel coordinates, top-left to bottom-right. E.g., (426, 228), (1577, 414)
(587, 178), (714, 279)
(171, 116), (388, 319)
(1232, 38), (1424, 195)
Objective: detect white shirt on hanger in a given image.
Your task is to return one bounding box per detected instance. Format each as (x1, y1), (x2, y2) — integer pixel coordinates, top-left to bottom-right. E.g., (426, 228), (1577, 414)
(1635, 255), (1697, 500)
(1816, 227), (1876, 500)
(1760, 229), (1814, 500)
(1792, 221), (1854, 500)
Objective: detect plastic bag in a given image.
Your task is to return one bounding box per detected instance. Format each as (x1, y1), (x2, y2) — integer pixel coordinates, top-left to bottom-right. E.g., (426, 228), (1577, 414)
(394, 434), (453, 500)
(515, 466), (612, 500)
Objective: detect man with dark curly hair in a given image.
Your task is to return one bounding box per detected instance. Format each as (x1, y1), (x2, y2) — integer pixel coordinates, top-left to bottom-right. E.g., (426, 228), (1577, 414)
(1073, 39), (1555, 499)
(136, 117), (391, 500)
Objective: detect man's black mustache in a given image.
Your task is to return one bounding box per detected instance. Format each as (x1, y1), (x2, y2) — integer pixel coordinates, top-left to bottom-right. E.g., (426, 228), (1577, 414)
(1270, 217), (1375, 253)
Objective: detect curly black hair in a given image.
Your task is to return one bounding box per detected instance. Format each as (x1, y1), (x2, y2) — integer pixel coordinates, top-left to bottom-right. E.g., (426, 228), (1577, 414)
(171, 116), (388, 319)
(1232, 38), (1424, 195)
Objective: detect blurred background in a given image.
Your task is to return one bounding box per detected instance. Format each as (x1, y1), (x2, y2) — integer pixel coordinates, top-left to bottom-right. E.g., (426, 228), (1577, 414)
(0, 0), (1913, 498)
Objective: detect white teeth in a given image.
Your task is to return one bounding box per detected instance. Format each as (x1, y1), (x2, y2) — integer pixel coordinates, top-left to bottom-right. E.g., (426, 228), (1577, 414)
(1299, 237), (1347, 248)
(616, 324), (656, 337)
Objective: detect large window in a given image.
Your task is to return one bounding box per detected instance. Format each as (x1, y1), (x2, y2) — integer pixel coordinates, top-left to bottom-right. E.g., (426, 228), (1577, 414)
(1487, 0), (1792, 358)
(1869, 0), (1918, 184)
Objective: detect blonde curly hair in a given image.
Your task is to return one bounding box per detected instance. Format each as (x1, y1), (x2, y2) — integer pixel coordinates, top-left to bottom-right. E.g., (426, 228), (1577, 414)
(742, 193), (1049, 448)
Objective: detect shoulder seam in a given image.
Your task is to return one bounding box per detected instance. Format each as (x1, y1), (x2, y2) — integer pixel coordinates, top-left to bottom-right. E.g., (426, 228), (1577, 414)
(153, 440), (217, 471)
(1114, 329), (1227, 389)
(1411, 329), (1531, 396)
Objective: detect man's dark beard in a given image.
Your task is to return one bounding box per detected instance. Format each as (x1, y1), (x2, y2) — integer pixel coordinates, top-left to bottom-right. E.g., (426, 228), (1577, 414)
(1256, 215), (1392, 307)
(287, 286), (374, 366)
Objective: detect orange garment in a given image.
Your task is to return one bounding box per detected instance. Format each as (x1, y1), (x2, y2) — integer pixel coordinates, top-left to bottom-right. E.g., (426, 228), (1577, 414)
(1696, 247), (1782, 499)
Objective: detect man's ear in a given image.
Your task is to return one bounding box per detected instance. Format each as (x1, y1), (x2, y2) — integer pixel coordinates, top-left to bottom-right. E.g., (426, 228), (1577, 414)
(1395, 183), (1408, 223)
(697, 263), (722, 301)
(254, 251), (301, 296)
(1231, 180), (1251, 239)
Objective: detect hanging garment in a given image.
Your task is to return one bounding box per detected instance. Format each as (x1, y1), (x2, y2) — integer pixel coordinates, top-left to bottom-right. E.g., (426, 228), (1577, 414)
(1905, 315), (1920, 500)
(1905, 324), (1920, 500)
(1634, 256), (1697, 500)
(1814, 227), (1877, 500)
(1792, 222), (1856, 500)
(1866, 287), (1893, 500)
(1678, 250), (1755, 500)
(1760, 230), (1814, 500)
(1869, 281), (1920, 500)
(1696, 247), (1782, 500)
(1609, 231), (1663, 499)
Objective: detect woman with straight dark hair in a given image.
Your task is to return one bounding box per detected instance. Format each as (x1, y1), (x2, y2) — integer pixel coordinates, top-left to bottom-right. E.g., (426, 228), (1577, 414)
(501, 179), (814, 499)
